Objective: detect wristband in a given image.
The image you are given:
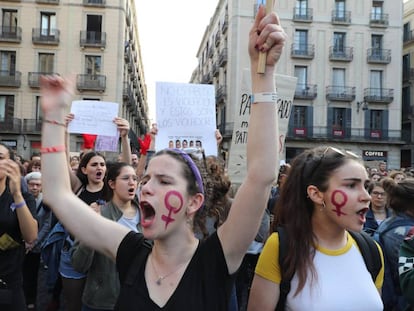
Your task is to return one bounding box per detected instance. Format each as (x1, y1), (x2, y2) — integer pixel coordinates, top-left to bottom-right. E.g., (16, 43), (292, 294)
(10, 201), (26, 211)
(251, 92), (278, 104)
(44, 119), (66, 127)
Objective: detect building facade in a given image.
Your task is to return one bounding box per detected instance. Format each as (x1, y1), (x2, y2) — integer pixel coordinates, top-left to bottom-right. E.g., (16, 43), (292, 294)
(0, 0), (148, 159)
(192, 0), (404, 169)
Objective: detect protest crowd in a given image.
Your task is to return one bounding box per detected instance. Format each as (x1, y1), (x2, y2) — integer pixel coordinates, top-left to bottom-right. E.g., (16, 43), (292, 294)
(1, 4), (414, 311)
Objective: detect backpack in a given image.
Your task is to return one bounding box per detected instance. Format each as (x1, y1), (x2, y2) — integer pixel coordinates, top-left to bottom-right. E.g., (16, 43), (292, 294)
(275, 227), (382, 311)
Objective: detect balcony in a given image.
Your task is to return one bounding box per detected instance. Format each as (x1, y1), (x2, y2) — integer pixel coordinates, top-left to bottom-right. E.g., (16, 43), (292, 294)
(294, 84), (317, 100)
(331, 10), (351, 25)
(404, 30), (414, 45)
(216, 85), (227, 103)
(202, 73), (212, 84)
(212, 63), (219, 77)
(208, 47), (214, 58)
(22, 119), (42, 133)
(0, 118), (21, 133)
(367, 48), (391, 64)
(0, 71), (21, 87)
(403, 68), (414, 82)
(329, 46), (353, 62)
(219, 48), (228, 66)
(325, 85), (355, 102)
(370, 13), (389, 28)
(0, 26), (22, 43)
(287, 125), (404, 143)
(32, 28), (60, 45)
(79, 31), (106, 49)
(83, 0), (105, 7)
(215, 31), (220, 47)
(28, 72), (57, 88)
(292, 8), (313, 23)
(364, 88), (394, 103)
(36, 0), (59, 3)
(76, 74), (106, 92)
(291, 43), (314, 59)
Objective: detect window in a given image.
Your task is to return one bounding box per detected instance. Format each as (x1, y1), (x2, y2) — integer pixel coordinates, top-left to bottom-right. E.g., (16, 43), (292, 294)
(332, 68), (346, 94)
(372, 1), (383, 20)
(294, 66), (308, 92)
(335, 0), (345, 18)
(333, 32), (346, 53)
(403, 54), (410, 80)
(39, 53), (54, 73)
(370, 110), (383, 130)
(40, 12), (56, 36)
(86, 14), (102, 42)
(371, 34), (383, 56)
(295, 0), (308, 16)
(332, 108), (345, 129)
(35, 96), (42, 121)
(0, 95), (14, 121)
(294, 30), (308, 53)
(404, 23), (411, 42)
(85, 55), (101, 75)
(2, 9), (18, 34)
(370, 70), (382, 96)
(0, 50), (16, 75)
(292, 105), (307, 128)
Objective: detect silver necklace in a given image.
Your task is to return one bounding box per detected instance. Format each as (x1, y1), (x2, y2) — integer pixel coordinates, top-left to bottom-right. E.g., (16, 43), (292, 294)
(150, 254), (186, 286)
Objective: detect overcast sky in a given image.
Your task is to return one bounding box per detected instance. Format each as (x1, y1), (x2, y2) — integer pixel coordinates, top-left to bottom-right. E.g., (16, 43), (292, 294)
(136, 1), (219, 122)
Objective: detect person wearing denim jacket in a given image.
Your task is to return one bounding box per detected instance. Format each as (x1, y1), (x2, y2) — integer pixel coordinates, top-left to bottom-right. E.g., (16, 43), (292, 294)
(399, 226), (414, 309)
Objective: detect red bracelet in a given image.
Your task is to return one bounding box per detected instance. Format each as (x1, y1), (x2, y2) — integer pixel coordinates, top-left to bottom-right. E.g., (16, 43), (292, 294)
(40, 145), (66, 154)
(44, 119), (66, 127)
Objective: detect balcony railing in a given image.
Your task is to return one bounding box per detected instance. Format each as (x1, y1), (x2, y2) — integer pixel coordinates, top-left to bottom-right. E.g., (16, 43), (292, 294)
(222, 16), (228, 33)
(219, 48), (228, 66)
(0, 26), (22, 42)
(0, 118), (21, 133)
(32, 28), (60, 45)
(79, 31), (106, 49)
(367, 48), (391, 64)
(36, 0), (59, 3)
(28, 72), (57, 88)
(331, 10), (351, 25)
(212, 63), (219, 77)
(294, 84), (317, 100)
(0, 70), (21, 87)
(291, 43), (315, 59)
(83, 0), (105, 6)
(215, 31), (220, 47)
(208, 47), (214, 58)
(22, 119), (42, 133)
(364, 88), (394, 103)
(329, 46), (353, 62)
(287, 125), (404, 143)
(292, 7), (313, 22)
(403, 68), (414, 82)
(76, 74), (106, 92)
(325, 85), (356, 101)
(404, 30), (414, 45)
(370, 13), (389, 28)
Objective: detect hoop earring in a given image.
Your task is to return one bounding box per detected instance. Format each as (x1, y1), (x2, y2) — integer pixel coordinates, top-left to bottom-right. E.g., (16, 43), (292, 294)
(320, 201), (326, 212)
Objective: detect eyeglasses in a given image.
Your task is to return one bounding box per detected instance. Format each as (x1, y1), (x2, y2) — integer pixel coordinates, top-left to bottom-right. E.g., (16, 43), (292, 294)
(371, 191), (386, 197)
(305, 146), (359, 181)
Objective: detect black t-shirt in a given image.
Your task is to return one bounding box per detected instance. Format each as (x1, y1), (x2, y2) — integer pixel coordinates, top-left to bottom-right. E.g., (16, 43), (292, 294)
(115, 231), (235, 310)
(0, 187), (36, 286)
(78, 187), (104, 205)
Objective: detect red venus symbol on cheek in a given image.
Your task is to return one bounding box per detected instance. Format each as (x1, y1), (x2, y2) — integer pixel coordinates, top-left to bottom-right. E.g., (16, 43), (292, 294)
(331, 190), (347, 217)
(162, 190), (184, 229)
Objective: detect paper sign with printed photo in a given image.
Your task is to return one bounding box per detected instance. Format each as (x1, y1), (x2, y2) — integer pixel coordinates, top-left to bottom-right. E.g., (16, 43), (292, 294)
(155, 82), (217, 156)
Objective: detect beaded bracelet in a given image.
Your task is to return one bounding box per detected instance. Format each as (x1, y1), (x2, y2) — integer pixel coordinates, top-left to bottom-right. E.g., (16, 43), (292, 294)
(10, 201), (26, 211)
(40, 145), (66, 154)
(44, 119), (66, 127)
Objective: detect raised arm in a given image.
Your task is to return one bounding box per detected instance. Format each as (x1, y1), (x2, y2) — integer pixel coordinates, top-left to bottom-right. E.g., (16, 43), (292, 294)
(117, 117), (132, 164)
(217, 4), (286, 274)
(40, 76), (129, 260)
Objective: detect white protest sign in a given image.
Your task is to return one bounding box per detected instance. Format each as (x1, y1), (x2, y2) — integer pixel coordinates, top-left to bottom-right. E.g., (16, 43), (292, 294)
(227, 70), (297, 184)
(68, 101), (119, 137)
(155, 82), (217, 156)
(94, 135), (119, 152)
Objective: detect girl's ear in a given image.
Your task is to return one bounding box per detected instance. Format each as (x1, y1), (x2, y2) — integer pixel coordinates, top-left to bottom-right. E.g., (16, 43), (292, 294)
(307, 185), (324, 205)
(186, 193), (204, 216)
(108, 179), (115, 190)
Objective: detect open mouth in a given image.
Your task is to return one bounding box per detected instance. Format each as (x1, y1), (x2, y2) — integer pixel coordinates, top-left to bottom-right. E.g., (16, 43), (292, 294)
(96, 172), (102, 177)
(140, 201), (156, 227)
(356, 207), (369, 216)
(128, 187), (136, 195)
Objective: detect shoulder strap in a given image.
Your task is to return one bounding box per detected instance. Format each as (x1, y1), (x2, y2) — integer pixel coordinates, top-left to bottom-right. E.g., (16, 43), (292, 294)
(349, 231), (381, 282)
(124, 239), (152, 286)
(275, 226), (291, 311)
